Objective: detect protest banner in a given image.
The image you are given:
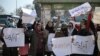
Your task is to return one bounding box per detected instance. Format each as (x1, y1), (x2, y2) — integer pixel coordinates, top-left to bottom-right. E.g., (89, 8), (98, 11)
(69, 2), (91, 17)
(3, 28), (25, 47)
(72, 35), (95, 55)
(52, 37), (72, 56)
(22, 8), (36, 24)
(92, 7), (100, 24)
(97, 31), (100, 51)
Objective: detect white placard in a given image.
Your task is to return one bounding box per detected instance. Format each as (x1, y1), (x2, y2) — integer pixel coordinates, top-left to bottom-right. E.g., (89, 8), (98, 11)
(47, 33), (55, 51)
(3, 28), (25, 47)
(52, 37), (72, 56)
(69, 2), (91, 17)
(22, 14), (35, 24)
(97, 31), (100, 51)
(22, 8), (37, 17)
(22, 8), (36, 24)
(72, 35), (95, 55)
(92, 7), (100, 24)
(52, 35), (95, 55)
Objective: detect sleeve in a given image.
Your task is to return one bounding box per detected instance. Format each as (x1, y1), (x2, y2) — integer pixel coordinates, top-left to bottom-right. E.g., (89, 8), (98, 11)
(0, 28), (4, 42)
(43, 30), (49, 45)
(54, 16), (60, 32)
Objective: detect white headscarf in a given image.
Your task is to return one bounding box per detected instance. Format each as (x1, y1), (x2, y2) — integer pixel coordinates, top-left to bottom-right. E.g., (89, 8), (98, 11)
(68, 21), (75, 36)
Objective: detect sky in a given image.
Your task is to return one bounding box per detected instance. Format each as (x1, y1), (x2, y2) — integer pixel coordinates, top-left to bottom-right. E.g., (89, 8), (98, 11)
(0, 0), (34, 14)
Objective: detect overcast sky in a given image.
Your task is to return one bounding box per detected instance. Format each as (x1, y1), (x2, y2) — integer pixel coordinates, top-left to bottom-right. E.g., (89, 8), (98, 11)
(0, 0), (34, 14)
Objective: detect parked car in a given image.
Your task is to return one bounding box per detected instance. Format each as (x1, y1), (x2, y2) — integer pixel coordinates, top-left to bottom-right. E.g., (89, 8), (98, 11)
(0, 15), (14, 27)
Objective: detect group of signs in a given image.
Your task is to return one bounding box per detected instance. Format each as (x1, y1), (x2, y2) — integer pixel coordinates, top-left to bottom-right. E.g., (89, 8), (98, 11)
(48, 34), (94, 56)
(2, 2), (100, 56)
(21, 2), (100, 25)
(3, 28), (95, 56)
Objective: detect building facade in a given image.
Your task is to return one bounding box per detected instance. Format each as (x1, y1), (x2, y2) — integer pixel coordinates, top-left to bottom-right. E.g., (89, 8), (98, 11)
(34, 0), (100, 25)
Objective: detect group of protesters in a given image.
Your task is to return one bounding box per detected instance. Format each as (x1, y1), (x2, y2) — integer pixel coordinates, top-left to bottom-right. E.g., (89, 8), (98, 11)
(0, 15), (100, 56)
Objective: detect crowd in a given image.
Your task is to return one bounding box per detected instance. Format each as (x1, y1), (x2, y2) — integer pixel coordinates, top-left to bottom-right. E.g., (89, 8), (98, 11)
(0, 16), (100, 56)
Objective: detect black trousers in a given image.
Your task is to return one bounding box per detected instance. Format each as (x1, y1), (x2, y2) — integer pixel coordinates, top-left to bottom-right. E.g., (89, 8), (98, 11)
(36, 51), (44, 56)
(2, 45), (18, 56)
(44, 51), (55, 56)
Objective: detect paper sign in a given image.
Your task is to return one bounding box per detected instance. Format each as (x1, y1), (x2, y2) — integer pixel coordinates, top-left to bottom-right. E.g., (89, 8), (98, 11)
(52, 37), (72, 56)
(97, 31), (100, 51)
(3, 28), (25, 47)
(52, 35), (94, 55)
(22, 8), (36, 24)
(22, 14), (35, 24)
(69, 2), (91, 17)
(72, 35), (94, 55)
(92, 7), (100, 24)
(22, 8), (37, 17)
(47, 33), (55, 51)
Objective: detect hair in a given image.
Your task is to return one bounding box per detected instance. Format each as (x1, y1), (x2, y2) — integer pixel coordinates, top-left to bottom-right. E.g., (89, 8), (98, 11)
(32, 21), (37, 29)
(36, 22), (43, 31)
(46, 21), (53, 27)
(61, 24), (68, 36)
(45, 21), (55, 33)
(68, 22), (74, 28)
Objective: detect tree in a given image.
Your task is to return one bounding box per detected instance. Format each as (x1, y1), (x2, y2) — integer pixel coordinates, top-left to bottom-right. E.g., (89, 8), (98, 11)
(24, 4), (34, 10)
(16, 7), (22, 16)
(15, 4), (34, 16)
(0, 5), (5, 15)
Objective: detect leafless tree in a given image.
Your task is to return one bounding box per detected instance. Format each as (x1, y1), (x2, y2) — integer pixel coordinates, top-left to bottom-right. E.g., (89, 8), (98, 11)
(0, 5), (5, 15)
(15, 4), (34, 16)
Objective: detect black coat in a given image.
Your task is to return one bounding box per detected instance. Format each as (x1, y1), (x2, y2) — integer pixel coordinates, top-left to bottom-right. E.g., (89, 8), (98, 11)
(78, 29), (91, 36)
(72, 29), (78, 36)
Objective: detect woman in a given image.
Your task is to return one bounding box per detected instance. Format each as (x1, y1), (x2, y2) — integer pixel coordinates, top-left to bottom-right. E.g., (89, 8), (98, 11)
(19, 26), (30, 56)
(45, 21), (55, 33)
(0, 20), (19, 56)
(30, 22), (48, 56)
(71, 20), (93, 56)
(45, 16), (60, 56)
(68, 22), (78, 36)
(55, 24), (68, 37)
(78, 20), (92, 36)
(17, 19), (30, 56)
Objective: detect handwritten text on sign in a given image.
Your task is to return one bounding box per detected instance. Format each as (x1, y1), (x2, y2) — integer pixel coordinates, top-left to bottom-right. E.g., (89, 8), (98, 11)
(52, 35), (94, 55)
(72, 35), (94, 55)
(69, 2), (91, 17)
(3, 28), (25, 47)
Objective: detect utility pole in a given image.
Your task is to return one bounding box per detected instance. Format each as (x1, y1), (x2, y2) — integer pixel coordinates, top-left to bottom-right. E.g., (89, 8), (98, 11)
(16, 0), (17, 15)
